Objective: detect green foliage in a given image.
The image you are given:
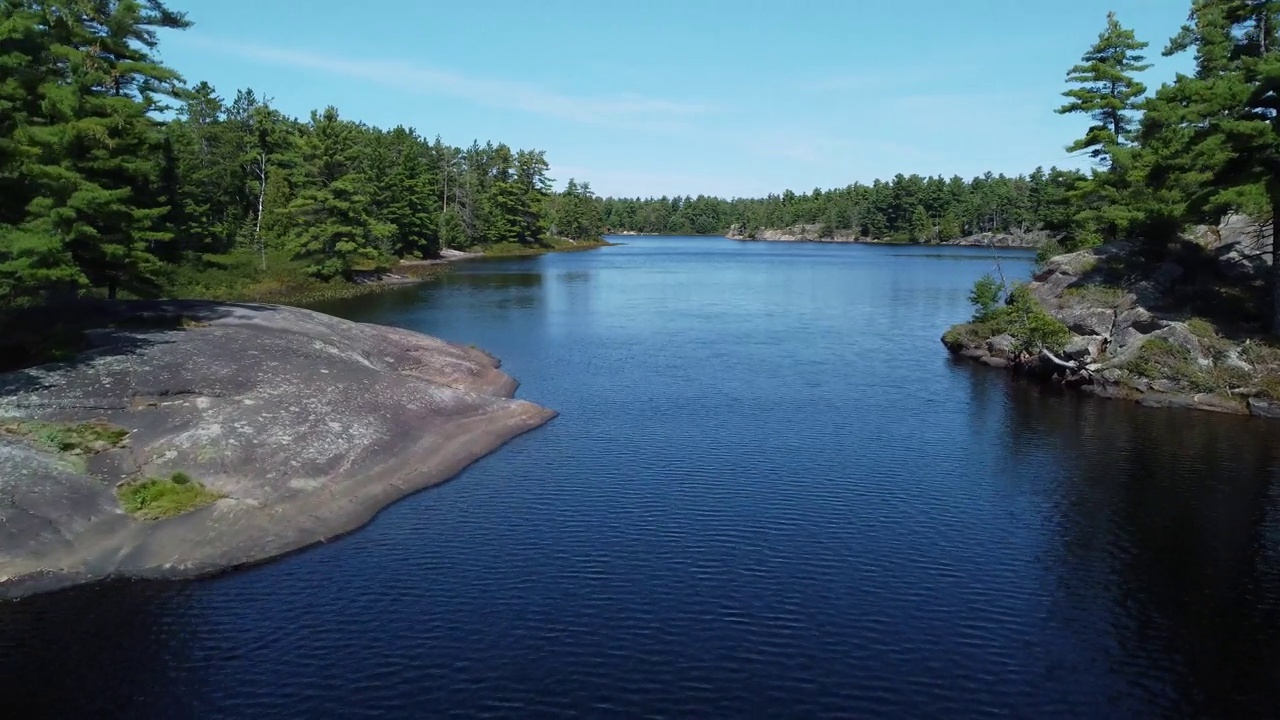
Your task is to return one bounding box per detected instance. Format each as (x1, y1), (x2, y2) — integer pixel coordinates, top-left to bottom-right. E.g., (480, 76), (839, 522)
(1056, 11), (1151, 168)
(117, 472), (223, 520)
(0, 0), (191, 301)
(951, 282), (1071, 354)
(1185, 317), (1218, 340)
(599, 168), (1087, 241)
(1063, 284), (1128, 308)
(1144, 0), (1280, 331)
(1035, 238), (1066, 266)
(483, 237), (611, 258)
(968, 274), (1005, 321)
(1004, 285), (1073, 353)
(0, 418), (128, 455)
(1119, 335), (1249, 394)
(551, 179), (604, 242)
(0, 2), (564, 309)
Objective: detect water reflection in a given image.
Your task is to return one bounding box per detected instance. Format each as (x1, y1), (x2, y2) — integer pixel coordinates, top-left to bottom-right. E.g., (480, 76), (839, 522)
(6, 237), (1280, 717)
(0, 581), (197, 717)
(993, 379), (1280, 715)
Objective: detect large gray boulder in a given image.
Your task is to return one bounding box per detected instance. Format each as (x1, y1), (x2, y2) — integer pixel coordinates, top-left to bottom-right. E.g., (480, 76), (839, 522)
(1059, 305), (1115, 336)
(0, 301), (555, 598)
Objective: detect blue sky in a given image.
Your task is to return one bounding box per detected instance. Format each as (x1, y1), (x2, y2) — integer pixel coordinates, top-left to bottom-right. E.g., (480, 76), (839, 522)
(160, 0), (1193, 199)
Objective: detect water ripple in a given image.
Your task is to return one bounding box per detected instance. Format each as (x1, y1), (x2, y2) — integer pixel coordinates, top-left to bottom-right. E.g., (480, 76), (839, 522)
(4, 238), (1280, 718)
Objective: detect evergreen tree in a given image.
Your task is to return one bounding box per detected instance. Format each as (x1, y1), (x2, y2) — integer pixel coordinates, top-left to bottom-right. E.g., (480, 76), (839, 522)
(287, 107), (381, 279)
(553, 179), (603, 242)
(381, 127), (438, 257)
(12, 0), (190, 299)
(1056, 12), (1152, 168)
(1149, 0), (1280, 331)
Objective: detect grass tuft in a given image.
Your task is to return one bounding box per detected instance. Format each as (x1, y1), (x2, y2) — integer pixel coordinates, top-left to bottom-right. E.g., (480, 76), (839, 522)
(117, 472), (223, 520)
(1063, 284), (1128, 308)
(0, 418), (128, 455)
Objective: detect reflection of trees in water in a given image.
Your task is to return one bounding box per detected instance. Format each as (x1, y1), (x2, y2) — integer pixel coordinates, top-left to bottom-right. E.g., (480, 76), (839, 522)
(999, 380), (1280, 714)
(0, 580), (198, 717)
(443, 271), (545, 291)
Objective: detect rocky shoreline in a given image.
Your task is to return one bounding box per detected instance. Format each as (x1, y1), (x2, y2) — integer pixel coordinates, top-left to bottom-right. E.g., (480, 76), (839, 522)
(0, 302), (555, 599)
(942, 218), (1280, 420)
(726, 223), (1048, 249)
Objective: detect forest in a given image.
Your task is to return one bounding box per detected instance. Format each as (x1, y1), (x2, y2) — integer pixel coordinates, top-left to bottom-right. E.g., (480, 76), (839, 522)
(2, 1), (1278, 334)
(603, 2), (1280, 335)
(0, 0), (604, 308)
(598, 169), (1086, 241)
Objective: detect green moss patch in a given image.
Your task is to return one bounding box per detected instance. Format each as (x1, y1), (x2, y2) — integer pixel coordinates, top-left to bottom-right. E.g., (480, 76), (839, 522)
(117, 472), (224, 521)
(0, 418), (128, 455)
(1120, 336), (1254, 395)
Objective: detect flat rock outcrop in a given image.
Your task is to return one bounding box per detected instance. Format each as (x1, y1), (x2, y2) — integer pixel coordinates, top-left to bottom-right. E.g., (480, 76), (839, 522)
(0, 301), (555, 598)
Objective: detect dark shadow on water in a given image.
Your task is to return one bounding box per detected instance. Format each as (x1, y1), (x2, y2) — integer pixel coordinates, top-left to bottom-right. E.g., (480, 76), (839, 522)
(0, 579), (197, 718)
(969, 369), (1280, 715)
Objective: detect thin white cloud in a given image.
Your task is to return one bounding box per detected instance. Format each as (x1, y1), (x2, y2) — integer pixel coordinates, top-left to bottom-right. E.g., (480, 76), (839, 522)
(182, 35), (713, 130)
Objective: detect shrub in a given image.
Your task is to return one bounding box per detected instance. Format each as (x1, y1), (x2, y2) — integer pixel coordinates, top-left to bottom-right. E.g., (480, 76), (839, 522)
(1121, 337), (1190, 379)
(1005, 285), (1071, 353)
(1035, 238), (1065, 267)
(949, 281), (1070, 355)
(968, 274), (1005, 322)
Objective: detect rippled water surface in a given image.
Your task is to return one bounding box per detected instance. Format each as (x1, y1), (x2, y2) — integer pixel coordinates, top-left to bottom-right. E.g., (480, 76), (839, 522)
(5, 236), (1280, 717)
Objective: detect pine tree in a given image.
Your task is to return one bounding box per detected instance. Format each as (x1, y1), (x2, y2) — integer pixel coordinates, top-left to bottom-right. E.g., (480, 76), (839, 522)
(168, 81), (241, 256)
(1148, 0), (1280, 332)
(553, 179), (602, 242)
(9, 0), (190, 300)
(287, 107), (382, 279)
(380, 127), (438, 257)
(909, 205), (932, 241)
(1056, 12), (1152, 169)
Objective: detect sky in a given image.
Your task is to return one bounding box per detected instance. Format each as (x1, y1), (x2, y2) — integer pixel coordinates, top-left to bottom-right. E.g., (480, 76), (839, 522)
(159, 0), (1194, 199)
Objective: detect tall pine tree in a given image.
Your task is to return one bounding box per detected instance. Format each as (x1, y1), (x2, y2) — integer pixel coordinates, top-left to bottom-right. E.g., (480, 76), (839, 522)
(287, 107), (382, 279)
(1148, 0), (1280, 332)
(1057, 11), (1152, 168)
(5, 0), (190, 300)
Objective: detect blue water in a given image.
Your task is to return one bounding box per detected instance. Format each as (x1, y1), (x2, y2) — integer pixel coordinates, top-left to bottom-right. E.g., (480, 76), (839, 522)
(5, 236), (1280, 718)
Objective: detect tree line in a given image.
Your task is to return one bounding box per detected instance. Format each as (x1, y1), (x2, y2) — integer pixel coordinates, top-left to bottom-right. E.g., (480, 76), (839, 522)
(603, 2), (1280, 334)
(598, 169), (1087, 241)
(0, 0), (603, 308)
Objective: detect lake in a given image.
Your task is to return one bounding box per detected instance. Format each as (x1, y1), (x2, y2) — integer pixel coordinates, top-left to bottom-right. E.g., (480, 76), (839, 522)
(5, 236), (1280, 717)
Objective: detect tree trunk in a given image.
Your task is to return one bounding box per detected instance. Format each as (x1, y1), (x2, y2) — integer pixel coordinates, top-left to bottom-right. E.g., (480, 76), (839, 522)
(1272, 186), (1280, 336)
(107, 281), (117, 301)
(256, 153), (267, 271)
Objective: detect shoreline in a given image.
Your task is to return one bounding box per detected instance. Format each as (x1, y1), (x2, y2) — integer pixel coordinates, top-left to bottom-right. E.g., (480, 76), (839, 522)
(0, 302), (557, 599)
(211, 240), (616, 307)
(941, 240), (1280, 421)
(727, 232), (1045, 250)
